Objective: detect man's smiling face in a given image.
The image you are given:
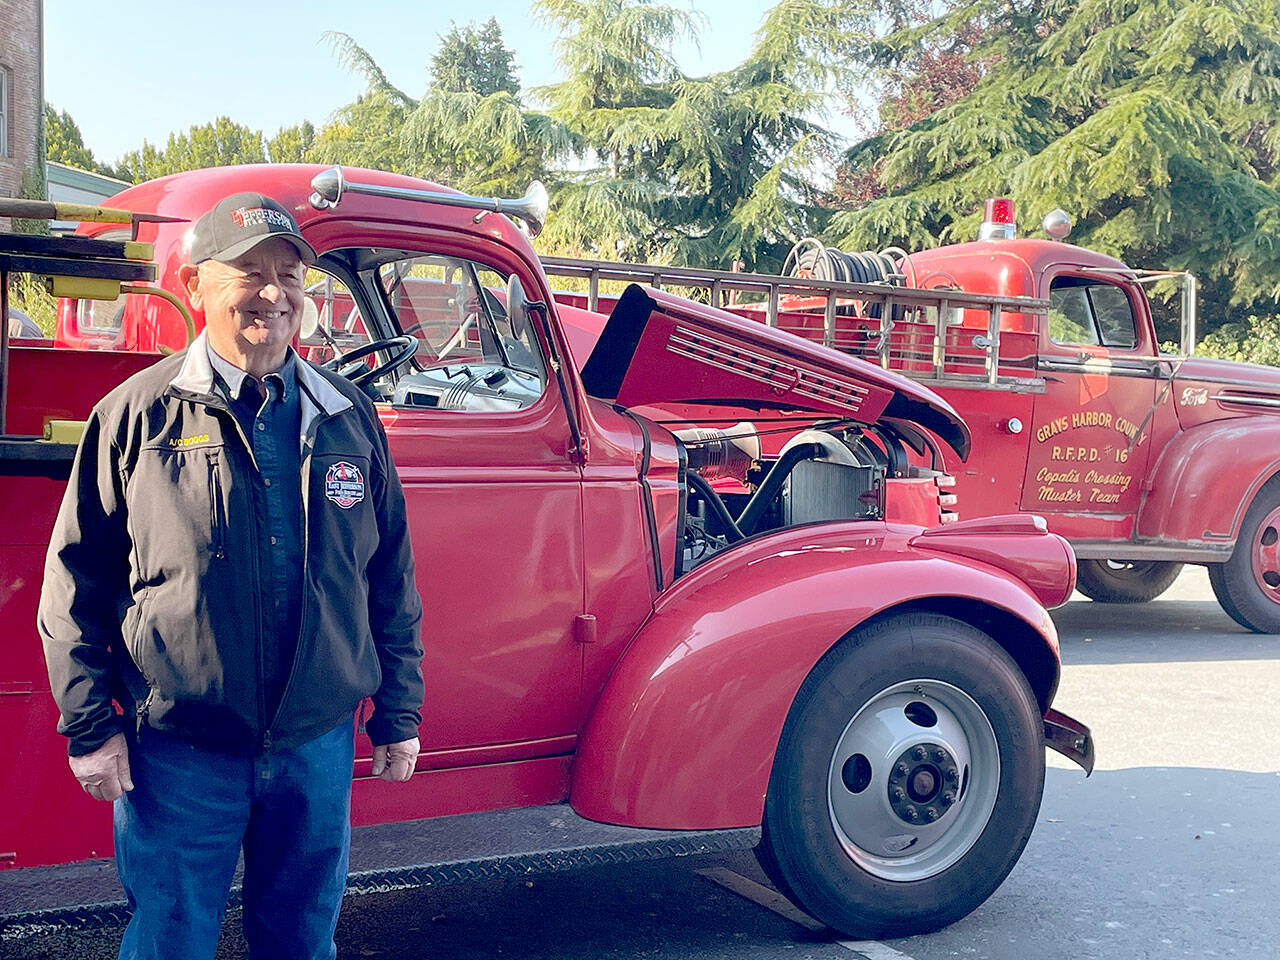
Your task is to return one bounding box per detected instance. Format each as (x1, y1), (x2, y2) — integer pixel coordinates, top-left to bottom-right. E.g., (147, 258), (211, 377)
(187, 236), (306, 375)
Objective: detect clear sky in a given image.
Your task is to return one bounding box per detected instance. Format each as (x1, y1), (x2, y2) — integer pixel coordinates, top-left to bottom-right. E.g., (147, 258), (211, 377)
(44, 0), (829, 165)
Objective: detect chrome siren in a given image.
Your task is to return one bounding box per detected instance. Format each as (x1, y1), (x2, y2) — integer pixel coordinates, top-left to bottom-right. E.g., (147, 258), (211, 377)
(309, 166), (549, 238)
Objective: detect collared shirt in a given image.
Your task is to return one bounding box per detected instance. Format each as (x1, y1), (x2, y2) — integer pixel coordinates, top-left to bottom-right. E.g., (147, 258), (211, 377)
(207, 342), (304, 722)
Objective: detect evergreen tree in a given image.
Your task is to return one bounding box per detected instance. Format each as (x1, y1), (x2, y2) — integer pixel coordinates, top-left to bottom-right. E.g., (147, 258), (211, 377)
(319, 27), (563, 197)
(536, 0), (875, 268)
(432, 18), (520, 96)
(831, 0), (1280, 335)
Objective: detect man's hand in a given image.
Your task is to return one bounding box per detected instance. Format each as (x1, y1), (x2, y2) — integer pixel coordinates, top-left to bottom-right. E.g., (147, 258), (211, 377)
(371, 737), (419, 783)
(68, 733), (134, 802)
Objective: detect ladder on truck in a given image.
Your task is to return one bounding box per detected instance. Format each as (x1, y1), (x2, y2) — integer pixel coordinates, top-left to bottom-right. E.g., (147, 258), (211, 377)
(0, 199), (183, 477)
(541, 255), (1049, 394)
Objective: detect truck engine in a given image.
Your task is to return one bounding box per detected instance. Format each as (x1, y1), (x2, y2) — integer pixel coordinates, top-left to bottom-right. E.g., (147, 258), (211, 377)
(674, 420), (956, 570)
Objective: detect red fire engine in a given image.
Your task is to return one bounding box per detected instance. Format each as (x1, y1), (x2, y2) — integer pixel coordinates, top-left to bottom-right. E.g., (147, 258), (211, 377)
(0, 167), (1090, 939)
(545, 198), (1280, 634)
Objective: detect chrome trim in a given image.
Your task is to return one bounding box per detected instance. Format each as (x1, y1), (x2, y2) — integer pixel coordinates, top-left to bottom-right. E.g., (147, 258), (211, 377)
(1216, 392), (1280, 409)
(1038, 356), (1161, 379)
(1069, 540), (1232, 562)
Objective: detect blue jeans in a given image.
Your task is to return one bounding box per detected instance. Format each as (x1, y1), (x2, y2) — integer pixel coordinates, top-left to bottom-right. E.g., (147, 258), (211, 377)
(114, 721), (354, 960)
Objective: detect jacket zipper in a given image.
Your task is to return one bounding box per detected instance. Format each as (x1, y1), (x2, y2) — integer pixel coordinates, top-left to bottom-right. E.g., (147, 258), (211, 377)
(208, 452), (226, 559)
(135, 687), (155, 732)
(251, 499), (268, 750)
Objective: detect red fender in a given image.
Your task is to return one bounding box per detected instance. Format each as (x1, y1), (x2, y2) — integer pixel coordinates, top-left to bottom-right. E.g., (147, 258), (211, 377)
(1137, 418), (1280, 548)
(570, 522), (1062, 830)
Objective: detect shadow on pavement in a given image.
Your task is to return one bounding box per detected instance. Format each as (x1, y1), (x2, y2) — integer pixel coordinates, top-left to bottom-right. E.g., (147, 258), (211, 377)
(903, 766), (1280, 960)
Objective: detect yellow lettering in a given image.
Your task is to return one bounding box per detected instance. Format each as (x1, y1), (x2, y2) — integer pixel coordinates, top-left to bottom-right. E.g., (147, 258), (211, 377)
(169, 434), (211, 448)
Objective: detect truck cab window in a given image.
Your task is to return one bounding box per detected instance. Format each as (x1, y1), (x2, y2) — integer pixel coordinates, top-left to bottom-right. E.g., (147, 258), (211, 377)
(1049, 276), (1137, 349)
(299, 272), (372, 364)
(305, 249), (548, 413)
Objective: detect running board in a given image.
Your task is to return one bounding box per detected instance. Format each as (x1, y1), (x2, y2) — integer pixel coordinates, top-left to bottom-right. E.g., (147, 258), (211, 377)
(0, 805), (760, 931)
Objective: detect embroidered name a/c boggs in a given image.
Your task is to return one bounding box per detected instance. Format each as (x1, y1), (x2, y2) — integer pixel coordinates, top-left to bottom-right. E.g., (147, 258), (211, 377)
(168, 434), (211, 448)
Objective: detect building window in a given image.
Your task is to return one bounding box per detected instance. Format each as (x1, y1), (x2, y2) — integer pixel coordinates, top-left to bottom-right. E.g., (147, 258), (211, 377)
(0, 67), (8, 158)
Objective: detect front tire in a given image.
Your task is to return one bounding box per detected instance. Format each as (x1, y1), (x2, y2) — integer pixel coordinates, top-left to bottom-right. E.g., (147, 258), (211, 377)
(1075, 559), (1182, 603)
(1209, 477), (1280, 633)
(758, 612), (1045, 939)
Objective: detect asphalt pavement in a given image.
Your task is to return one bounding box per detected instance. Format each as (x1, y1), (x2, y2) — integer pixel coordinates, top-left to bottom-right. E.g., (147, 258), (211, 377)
(6, 567), (1277, 960)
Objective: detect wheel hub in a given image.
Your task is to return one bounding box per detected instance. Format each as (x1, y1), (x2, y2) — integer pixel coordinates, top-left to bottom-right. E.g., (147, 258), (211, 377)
(887, 743), (958, 823)
(1250, 504), (1280, 600)
(826, 680), (1000, 882)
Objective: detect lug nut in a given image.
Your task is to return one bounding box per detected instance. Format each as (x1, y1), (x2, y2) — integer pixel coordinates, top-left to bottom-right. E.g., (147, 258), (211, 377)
(945, 768), (959, 783)
(896, 762), (910, 776)
(933, 749), (947, 763)
(913, 746), (928, 761)
(942, 792), (955, 806)
(891, 787), (905, 801)
(926, 808), (940, 822)
(904, 806), (919, 821)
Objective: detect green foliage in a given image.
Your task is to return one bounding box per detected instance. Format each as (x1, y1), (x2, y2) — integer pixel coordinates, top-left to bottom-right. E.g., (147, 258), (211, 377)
(311, 91), (415, 174)
(535, 0), (875, 268)
(267, 121), (317, 164)
(831, 0), (1280, 336)
(432, 18), (520, 96)
(45, 104), (102, 173)
(9, 272), (56, 336)
(318, 27), (560, 198)
(319, 3), (880, 267)
(1195, 314), (1280, 367)
(116, 118), (267, 183)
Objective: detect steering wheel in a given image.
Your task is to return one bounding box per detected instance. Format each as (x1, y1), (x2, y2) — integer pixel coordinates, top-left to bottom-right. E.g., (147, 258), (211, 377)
(322, 336), (418, 387)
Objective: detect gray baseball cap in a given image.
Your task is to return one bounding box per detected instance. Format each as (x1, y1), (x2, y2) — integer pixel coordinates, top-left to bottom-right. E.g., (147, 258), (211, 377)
(189, 192), (317, 265)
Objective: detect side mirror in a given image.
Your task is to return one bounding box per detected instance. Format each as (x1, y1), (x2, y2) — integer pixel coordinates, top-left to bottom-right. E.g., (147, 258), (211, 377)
(300, 297), (321, 341)
(506, 274), (531, 341)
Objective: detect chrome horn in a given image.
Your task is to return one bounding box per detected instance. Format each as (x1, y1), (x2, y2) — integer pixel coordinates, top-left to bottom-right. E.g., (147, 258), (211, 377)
(309, 166), (549, 238)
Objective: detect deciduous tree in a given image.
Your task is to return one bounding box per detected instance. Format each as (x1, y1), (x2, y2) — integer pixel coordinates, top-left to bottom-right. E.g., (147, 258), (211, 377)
(267, 121), (318, 165)
(44, 104), (103, 174)
(115, 117), (267, 183)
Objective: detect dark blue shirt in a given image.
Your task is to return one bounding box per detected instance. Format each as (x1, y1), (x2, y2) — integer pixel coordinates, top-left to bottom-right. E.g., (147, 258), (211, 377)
(208, 344), (304, 723)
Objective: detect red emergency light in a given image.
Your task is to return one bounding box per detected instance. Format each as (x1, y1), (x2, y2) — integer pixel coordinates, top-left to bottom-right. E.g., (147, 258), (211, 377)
(978, 198), (1017, 241)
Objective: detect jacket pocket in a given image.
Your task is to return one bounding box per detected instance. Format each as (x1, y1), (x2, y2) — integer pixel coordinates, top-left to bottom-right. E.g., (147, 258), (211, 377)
(125, 589), (155, 682)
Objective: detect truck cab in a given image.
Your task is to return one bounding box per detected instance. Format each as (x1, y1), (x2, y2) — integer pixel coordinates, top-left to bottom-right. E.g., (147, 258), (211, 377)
(902, 223), (1280, 633)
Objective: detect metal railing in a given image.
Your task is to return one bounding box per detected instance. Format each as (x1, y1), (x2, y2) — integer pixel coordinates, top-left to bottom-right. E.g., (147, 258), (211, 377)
(540, 255), (1050, 390)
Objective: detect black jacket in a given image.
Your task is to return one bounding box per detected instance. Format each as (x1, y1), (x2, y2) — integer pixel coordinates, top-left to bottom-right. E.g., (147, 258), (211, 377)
(39, 334), (424, 756)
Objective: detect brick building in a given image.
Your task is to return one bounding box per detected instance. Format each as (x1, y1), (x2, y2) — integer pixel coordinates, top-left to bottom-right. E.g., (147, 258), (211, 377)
(0, 0), (45, 228)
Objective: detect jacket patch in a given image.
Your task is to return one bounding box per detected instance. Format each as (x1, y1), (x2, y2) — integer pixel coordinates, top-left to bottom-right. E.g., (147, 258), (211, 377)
(324, 461), (366, 509)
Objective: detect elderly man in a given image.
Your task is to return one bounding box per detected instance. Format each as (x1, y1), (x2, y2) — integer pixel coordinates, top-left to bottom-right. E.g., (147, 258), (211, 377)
(39, 193), (424, 960)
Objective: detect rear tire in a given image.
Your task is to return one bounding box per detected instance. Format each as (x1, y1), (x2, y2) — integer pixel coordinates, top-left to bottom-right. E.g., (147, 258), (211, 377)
(1208, 477), (1280, 633)
(758, 612), (1045, 939)
(1075, 559), (1182, 603)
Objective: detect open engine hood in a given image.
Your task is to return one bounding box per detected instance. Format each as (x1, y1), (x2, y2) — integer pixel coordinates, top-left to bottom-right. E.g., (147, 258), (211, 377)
(580, 285), (971, 458)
